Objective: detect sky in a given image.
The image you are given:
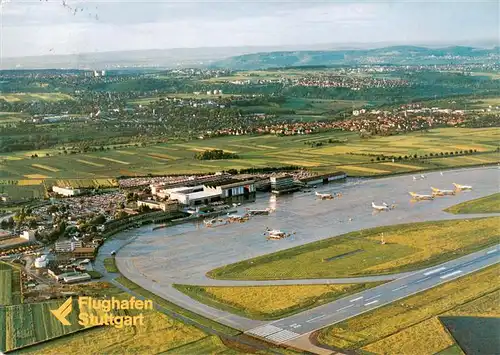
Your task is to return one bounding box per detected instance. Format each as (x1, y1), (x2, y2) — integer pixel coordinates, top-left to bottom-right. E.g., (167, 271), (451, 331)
(0, 0), (498, 58)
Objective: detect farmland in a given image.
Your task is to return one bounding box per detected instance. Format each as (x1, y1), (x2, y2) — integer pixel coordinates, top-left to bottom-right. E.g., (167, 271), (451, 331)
(18, 308), (207, 355)
(0, 128), (498, 183)
(208, 217), (500, 280)
(174, 283), (382, 320)
(316, 265), (500, 355)
(0, 262), (22, 305)
(0, 93), (73, 102)
(445, 192), (500, 214)
(1, 299), (86, 352)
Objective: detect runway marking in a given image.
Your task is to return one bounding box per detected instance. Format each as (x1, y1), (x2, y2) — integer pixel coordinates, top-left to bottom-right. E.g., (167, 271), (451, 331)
(365, 294), (381, 301)
(350, 296), (364, 302)
(266, 329), (301, 343)
(415, 276), (431, 283)
(423, 267), (446, 276)
(306, 315), (326, 323)
(440, 270), (462, 279)
(246, 324), (283, 337)
(364, 300), (379, 306)
(487, 249), (498, 254)
(337, 304), (354, 312)
(392, 285), (408, 292)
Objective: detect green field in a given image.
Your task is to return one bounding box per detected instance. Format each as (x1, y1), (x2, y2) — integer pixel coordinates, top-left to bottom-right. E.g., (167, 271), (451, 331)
(0, 112), (26, 125)
(445, 193), (500, 214)
(439, 316), (499, 355)
(175, 282), (382, 320)
(0, 262), (22, 305)
(316, 265), (500, 355)
(1, 300), (88, 352)
(208, 217), (500, 280)
(0, 128), (498, 181)
(103, 258), (119, 273)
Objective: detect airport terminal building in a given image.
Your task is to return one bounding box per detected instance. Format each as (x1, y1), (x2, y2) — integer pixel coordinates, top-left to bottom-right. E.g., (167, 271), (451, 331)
(158, 179), (255, 206)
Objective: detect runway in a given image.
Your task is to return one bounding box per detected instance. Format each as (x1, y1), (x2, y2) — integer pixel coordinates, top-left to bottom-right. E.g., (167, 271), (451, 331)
(109, 166), (500, 350)
(246, 245), (499, 345)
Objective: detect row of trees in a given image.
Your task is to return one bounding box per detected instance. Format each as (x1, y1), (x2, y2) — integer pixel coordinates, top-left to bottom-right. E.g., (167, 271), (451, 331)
(369, 149), (480, 162)
(194, 149), (239, 160)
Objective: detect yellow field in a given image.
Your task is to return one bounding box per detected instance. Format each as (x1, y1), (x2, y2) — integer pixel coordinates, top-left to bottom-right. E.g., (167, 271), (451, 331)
(55, 179), (118, 188)
(17, 179), (43, 186)
(98, 157), (130, 165)
(31, 164), (59, 172)
(0, 93), (73, 102)
(283, 160), (321, 167)
(204, 284), (364, 315)
(364, 317), (454, 355)
(256, 145), (278, 149)
(23, 174), (49, 179)
(318, 265), (500, 354)
(147, 153), (177, 160)
(76, 159), (105, 167)
(337, 165), (390, 174)
(363, 218), (500, 273)
(155, 146), (179, 151)
(381, 162), (422, 170)
(21, 309), (206, 354)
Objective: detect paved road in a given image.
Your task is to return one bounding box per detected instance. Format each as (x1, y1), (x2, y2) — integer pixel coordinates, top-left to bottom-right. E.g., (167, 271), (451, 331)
(245, 245), (500, 345)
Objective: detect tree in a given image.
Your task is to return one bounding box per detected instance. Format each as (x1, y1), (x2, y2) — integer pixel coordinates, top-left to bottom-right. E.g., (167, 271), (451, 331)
(90, 214), (106, 225)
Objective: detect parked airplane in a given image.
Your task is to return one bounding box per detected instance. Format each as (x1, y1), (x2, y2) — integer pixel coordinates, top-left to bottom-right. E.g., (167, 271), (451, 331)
(453, 183), (472, 191)
(431, 187), (456, 196)
(409, 192), (435, 200)
(264, 228), (294, 240)
(412, 174), (427, 181)
(372, 201), (390, 211)
(315, 191), (334, 200)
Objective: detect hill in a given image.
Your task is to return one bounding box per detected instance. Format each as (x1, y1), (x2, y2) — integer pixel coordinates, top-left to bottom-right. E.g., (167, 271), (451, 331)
(210, 46), (500, 70)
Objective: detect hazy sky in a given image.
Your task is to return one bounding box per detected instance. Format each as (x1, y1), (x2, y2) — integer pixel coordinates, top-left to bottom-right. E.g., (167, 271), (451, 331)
(0, 0), (498, 57)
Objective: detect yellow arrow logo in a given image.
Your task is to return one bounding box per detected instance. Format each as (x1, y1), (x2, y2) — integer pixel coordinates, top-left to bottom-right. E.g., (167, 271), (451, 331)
(50, 297), (73, 326)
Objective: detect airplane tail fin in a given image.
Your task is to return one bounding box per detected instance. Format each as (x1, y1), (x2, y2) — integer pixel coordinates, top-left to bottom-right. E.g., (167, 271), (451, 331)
(431, 187), (439, 192)
(409, 192), (417, 197)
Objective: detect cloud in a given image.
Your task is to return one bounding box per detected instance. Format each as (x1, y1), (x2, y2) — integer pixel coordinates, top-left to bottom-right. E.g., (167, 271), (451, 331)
(1, 0), (498, 57)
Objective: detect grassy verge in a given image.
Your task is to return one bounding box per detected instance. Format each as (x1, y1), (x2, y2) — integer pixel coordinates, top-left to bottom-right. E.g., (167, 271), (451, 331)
(174, 282), (384, 320)
(315, 264), (500, 355)
(114, 276), (241, 337)
(208, 217), (500, 280)
(103, 257), (119, 273)
(445, 192), (500, 214)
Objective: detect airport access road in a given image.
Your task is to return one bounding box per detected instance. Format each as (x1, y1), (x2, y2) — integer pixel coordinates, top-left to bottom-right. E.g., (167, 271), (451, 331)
(245, 245), (500, 346)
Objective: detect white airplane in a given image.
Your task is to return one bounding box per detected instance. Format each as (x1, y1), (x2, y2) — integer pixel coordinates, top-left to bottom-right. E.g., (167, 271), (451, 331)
(409, 192), (435, 200)
(265, 229), (293, 240)
(453, 183), (472, 191)
(315, 191), (334, 200)
(412, 174), (427, 181)
(372, 201), (390, 211)
(431, 187), (456, 196)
